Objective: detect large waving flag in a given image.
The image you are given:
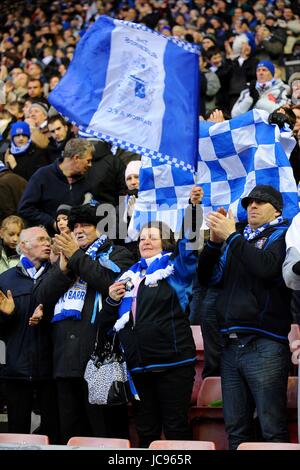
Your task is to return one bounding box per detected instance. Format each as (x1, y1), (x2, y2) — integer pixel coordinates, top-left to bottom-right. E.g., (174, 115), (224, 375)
(48, 15), (200, 171)
(128, 156), (195, 240)
(197, 109), (299, 223)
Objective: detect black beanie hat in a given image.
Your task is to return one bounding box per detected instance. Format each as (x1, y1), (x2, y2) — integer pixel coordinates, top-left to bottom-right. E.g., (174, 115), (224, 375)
(68, 204), (99, 231)
(241, 185), (283, 212)
(56, 204), (72, 221)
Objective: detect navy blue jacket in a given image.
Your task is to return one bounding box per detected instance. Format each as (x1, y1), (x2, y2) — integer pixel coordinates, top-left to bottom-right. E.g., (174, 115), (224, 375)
(198, 222), (293, 342)
(18, 159), (91, 232)
(0, 263), (70, 379)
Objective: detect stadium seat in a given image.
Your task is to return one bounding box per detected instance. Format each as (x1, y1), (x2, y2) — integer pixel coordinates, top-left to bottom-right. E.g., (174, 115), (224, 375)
(287, 376), (298, 443)
(67, 436), (131, 448)
(149, 440), (216, 450)
(190, 325), (204, 404)
(0, 433), (49, 445)
(237, 442), (300, 450)
(189, 376), (228, 450)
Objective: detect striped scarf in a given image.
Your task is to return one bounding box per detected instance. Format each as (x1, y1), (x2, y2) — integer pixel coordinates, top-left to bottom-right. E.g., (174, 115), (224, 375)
(243, 216), (284, 241)
(53, 235), (120, 323)
(114, 252), (174, 332)
(20, 255), (46, 279)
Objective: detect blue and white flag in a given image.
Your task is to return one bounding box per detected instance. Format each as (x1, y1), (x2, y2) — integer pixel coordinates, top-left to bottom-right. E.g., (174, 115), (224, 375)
(197, 109), (299, 223)
(48, 15), (200, 170)
(128, 156), (195, 239)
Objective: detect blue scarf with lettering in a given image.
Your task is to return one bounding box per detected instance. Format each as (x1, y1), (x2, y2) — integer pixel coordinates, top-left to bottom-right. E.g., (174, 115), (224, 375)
(52, 235), (120, 322)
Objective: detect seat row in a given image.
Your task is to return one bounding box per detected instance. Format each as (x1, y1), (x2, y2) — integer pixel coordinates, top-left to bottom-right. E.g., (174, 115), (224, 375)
(0, 433), (299, 450)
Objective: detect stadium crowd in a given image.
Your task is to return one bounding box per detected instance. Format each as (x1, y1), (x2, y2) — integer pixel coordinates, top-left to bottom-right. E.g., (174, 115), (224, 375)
(0, 0), (300, 450)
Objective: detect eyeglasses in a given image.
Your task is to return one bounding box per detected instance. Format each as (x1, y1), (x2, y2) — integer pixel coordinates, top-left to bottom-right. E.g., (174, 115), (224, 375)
(24, 236), (51, 245)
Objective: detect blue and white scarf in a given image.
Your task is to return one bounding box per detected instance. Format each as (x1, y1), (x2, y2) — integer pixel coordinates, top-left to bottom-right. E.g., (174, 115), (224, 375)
(10, 139), (32, 155)
(114, 252), (174, 332)
(243, 216), (284, 241)
(0, 161), (7, 172)
(20, 255), (46, 279)
(52, 235), (120, 323)
(256, 79), (275, 93)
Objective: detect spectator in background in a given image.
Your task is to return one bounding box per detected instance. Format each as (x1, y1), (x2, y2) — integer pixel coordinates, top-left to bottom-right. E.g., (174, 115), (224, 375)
(18, 138), (94, 235)
(26, 78), (47, 104)
(117, 159), (142, 262)
(254, 24), (285, 66)
(199, 53), (221, 117)
(231, 60), (289, 117)
(0, 160), (27, 223)
(288, 73), (300, 105)
(292, 104), (300, 140)
(50, 204), (71, 264)
(85, 140), (127, 207)
(0, 215), (24, 274)
(47, 114), (73, 162)
(4, 121), (48, 181)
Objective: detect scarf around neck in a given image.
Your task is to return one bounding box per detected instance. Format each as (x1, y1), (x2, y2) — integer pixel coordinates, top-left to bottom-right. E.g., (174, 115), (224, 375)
(243, 216), (284, 241)
(52, 235), (120, 323)
(113, 252), (174, 332)
(20, 255), (46, 279)
(10, 139), (32, 155)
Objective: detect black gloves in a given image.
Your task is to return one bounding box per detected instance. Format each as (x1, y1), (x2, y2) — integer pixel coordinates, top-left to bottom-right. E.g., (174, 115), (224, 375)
(248, 82), (259, 104)
(268, 111), (291, 129)
(292, 261), (300, 275)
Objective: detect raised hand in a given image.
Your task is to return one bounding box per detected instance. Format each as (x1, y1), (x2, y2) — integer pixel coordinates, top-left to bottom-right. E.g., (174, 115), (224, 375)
(54, 232), (79, 259)
(190, 186), (204, 206)
(127, 195), (136, 217)
(0, 290), (15, 315)
(207, 208), (236, 242)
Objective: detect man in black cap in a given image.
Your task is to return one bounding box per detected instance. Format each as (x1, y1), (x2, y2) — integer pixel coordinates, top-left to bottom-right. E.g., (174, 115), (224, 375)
(197, 184), (292, 449)
(36, 203), (134, 444)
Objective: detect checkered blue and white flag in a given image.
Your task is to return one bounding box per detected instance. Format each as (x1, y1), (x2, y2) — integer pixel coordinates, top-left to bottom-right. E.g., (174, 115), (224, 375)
(48, 15), (200, 170)
(128, 156), (196, 239)
(197, 109), (299, 223)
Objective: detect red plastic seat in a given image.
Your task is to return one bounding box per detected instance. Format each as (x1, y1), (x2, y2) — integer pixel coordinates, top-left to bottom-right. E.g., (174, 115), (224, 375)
(0, 433), (49, 445)
(238, 442), (300, 450)
(189, 376), (227, 450)
(287, 376), (298, 443)
(67, 436), (131, 448)
(149, 440), (216, 450)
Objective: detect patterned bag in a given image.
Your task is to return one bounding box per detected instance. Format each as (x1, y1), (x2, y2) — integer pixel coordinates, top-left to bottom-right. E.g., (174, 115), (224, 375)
(84, 331), (130, 406)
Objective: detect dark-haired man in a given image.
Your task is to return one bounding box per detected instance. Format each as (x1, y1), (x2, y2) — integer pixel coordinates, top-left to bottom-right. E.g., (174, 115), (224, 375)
(198, 184), (292, 449)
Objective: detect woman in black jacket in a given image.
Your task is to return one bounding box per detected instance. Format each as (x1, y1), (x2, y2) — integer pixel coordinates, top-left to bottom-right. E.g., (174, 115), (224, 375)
(99, 187), (203, 447)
